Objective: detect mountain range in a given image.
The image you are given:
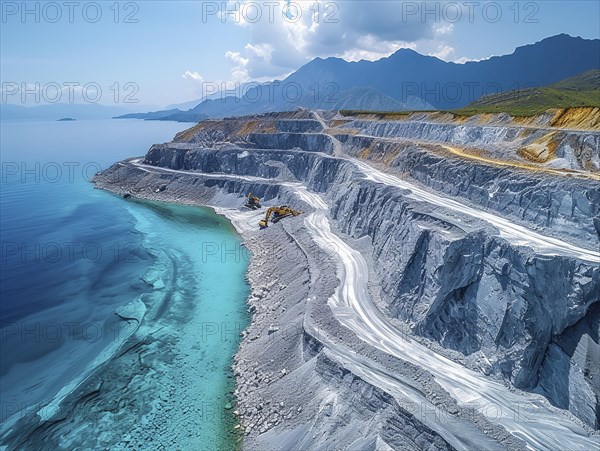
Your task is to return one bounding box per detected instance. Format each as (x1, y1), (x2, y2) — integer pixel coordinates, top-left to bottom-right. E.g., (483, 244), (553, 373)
(131, 34), (599, 121)
(0, 34), (570, 122)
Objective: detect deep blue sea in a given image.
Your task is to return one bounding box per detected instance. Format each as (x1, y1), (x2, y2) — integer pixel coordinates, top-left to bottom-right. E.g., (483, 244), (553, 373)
(0, 119), (249, 447)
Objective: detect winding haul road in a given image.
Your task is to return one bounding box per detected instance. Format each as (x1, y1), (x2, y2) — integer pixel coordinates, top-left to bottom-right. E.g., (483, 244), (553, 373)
(291, 182), (598, 451)
(303, 199), (597, 451)
(128, 157), (599, 450)
(350, 159), (600, 262)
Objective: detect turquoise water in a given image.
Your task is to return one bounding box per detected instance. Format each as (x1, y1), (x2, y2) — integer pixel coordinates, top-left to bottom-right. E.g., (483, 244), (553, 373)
(0, 119), (249, 448)
(121, 199), (250, 449)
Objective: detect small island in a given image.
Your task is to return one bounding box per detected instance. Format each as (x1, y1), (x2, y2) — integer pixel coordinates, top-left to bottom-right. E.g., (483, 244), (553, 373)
(57, 117), (76, 121)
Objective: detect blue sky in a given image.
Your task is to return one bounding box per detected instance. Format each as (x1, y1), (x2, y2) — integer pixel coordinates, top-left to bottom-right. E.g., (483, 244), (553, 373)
(1, 1), (599, 108)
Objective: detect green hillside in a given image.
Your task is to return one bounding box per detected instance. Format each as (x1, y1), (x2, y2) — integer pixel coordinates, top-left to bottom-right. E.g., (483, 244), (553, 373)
(459, 70), (600, 116)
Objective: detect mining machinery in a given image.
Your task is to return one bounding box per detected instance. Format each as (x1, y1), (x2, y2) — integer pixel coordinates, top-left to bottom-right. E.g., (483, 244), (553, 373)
(259, 206), (302, 229)
(245, 192), (262, 210)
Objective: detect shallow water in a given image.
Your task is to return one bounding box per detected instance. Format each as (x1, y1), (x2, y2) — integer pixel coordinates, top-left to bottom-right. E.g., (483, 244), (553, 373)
(120, 198), (251, 448)
(0, 119), (249, 448)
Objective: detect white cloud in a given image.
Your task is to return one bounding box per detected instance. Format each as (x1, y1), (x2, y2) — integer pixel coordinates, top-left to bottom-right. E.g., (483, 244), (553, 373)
(245, 43), (274, 62)
(341, 38), (417, 62)
(430, 45), (456, 61)
(225, 51), (249, 67)
(182, 71), (204, 81)
(203, 1), (477, 84)
(434, 23), (454, 36)
(181, 70), (221, 100)
(454, 55), (492, 64)
(215, 1), (445, 81)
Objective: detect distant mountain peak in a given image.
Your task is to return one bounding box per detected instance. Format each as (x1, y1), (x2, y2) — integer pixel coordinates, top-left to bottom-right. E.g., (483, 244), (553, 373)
(516, 33), (589, 51)
(386, 47), (423, 60)
(542, 33), (582, 41)
(392, 47), (419, 55)
(118, 34), (599, 121)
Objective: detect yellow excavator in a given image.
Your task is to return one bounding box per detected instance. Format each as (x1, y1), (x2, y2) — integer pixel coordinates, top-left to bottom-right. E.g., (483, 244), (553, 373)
(259, 206), (302, 229)
(245, 192), (262, 210)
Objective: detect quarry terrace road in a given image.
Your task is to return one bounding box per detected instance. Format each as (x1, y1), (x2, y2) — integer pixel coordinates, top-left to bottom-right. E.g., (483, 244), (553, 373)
(128, 159), (598, 450)
(131, 158), (600, 263)
(349, 158), (600, 262)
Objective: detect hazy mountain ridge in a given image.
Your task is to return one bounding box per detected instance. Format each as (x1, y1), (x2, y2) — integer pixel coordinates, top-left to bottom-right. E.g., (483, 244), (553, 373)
(116, 34), (599, 121)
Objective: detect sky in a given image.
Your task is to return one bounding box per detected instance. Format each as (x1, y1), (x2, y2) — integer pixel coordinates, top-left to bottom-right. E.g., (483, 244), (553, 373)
(1, 1), (599, 108)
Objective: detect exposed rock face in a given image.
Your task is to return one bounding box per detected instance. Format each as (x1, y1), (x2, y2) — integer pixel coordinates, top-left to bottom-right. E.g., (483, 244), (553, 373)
(92, 109), (600, 446)
(337, 117), (600, 171)
(538, 302), (600, 429)
(335, 131), (599, 246)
